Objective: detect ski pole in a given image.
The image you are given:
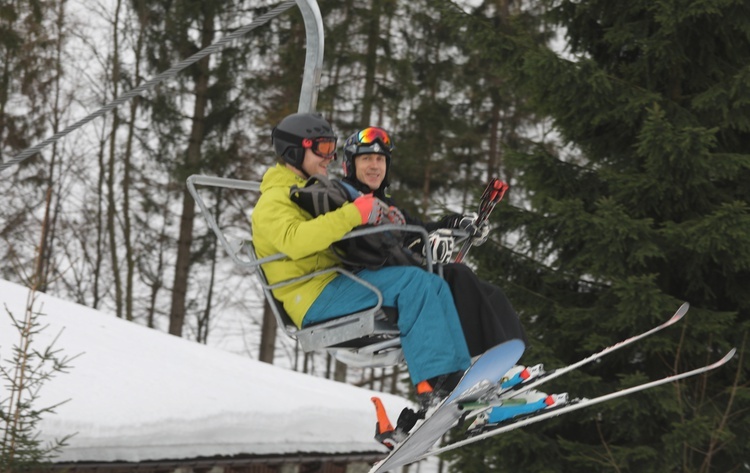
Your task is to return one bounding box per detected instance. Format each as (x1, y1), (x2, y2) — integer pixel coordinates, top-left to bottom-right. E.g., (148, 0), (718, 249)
(454, 179), (509, 263)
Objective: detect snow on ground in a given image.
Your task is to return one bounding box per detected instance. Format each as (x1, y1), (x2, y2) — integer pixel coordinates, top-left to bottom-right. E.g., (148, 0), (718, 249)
(0, 278), (414, 463)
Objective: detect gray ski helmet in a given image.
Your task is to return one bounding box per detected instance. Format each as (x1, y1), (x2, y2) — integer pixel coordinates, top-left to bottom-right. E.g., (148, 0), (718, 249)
(342, 127), (393, 183)
(272, 113), (336, 169)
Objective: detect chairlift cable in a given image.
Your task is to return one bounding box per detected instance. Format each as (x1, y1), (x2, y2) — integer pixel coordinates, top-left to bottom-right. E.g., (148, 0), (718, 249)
(0, 0), (297, 174)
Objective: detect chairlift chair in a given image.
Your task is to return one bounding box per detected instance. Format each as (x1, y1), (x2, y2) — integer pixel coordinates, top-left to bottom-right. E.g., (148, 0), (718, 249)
(187, 174), (437, 368)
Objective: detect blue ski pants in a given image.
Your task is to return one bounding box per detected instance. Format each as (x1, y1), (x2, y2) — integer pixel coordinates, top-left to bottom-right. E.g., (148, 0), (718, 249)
(303, 266), (472, 384)
(302, 266), (471, 384)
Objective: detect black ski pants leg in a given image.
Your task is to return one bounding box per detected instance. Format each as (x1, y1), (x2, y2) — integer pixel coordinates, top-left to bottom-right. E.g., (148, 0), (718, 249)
(440, 263), (528, 357)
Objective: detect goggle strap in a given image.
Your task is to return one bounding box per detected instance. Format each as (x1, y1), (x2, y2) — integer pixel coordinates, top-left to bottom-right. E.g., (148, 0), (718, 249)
(275, 129), (334, 147)
(353, 140), (392, 156)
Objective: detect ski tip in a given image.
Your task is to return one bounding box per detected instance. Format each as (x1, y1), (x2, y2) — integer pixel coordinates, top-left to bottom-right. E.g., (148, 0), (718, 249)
(371, 397), (395, 433)
(673, 302), (690, 321)
(371, 396), (386, 412)
(371, 396), (385, 414)
(715, 348), (736, 367)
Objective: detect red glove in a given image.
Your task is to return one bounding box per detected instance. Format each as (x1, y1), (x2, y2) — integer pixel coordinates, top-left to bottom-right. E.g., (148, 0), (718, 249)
(353, 194), (388, 225)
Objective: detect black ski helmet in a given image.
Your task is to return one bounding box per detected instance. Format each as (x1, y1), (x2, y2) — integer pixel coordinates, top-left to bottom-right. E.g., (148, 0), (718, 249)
(343, 126), (393, 187)
(272, 112), (336, 169)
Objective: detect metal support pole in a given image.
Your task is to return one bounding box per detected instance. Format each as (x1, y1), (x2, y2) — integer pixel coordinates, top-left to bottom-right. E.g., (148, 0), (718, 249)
(295, 0), (324, 113)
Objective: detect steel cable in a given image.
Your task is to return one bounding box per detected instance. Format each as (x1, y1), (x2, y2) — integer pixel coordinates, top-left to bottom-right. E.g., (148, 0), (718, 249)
(0, 0), (296, 173)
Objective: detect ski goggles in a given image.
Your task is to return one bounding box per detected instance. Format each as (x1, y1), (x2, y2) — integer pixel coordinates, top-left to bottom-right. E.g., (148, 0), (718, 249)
(357, 127), (393, 151)
(302, 137), (338, 159)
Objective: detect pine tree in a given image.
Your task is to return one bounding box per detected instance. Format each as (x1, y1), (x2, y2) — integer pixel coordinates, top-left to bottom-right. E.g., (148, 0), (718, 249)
(0, 219), (75, 471)
(450, 0), (749, 471)
(0, 0), (57, 162)
(0, 0), (61, 286)
(0, 290), (75, 471)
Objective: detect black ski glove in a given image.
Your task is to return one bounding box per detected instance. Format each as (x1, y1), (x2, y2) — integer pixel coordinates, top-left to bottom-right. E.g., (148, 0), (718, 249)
(434, 213), (491, 246)
(435, 213), (463, 229)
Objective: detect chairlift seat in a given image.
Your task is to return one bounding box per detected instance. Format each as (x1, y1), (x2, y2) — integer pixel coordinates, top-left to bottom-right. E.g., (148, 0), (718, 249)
(187, 175), (434, 368)
(244, 240), (404, 368)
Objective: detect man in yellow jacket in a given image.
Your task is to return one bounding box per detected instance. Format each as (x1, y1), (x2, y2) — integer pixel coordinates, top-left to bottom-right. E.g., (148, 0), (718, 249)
(252, 112), (471, 403)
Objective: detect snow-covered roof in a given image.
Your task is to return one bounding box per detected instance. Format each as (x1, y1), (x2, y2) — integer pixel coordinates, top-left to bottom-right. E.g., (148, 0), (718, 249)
(0, 279), (411, 463)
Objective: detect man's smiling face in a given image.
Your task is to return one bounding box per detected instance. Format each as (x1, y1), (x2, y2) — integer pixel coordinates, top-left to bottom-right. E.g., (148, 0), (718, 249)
(354, 153), (387, 190)
(301, 148), (334, 177)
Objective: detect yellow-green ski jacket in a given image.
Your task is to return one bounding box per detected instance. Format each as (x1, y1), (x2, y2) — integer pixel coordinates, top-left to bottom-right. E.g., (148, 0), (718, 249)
(251, 164), (362, 327)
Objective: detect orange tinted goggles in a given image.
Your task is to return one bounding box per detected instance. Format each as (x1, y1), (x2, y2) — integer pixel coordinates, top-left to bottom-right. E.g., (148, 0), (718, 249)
(302, 137), (337, 158)
(357, 127), (392, 150)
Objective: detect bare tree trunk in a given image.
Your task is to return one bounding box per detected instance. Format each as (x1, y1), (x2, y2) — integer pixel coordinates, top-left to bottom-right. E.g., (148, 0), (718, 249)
(121, 1), (146, 322)
(106, 0), (124, 318)
(360, 0), (382, 123)
(197, 247), (217, 343)
(390, 365), (400, 394)
(35, 5), (61, 293)
(106, 143), (122, 318)
(32, 0), (70, 295)
(94, 122), (106, 309)
(197, 193), (222, 344)
(169, 180), (202, 335)
(169, 8), (214, 336)
(334, 360), (347, 382)
(144, 198), (171, 328)
(170, 189), (195, 335)
(35, 188), (54, 293)
(259, 300), (277, 363)
(0, 53), (9, 163)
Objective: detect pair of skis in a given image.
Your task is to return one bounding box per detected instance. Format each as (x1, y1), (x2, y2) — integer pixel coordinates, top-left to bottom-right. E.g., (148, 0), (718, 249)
(424, 348), (735, 460)
(473, 302), (689, 414)
(369, 303), (735, 472)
